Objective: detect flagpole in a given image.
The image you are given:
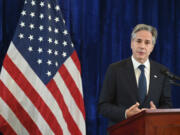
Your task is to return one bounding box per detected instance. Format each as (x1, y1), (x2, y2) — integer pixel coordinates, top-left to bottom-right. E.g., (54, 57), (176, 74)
(0, 0), (7, 67)
(2, 0), (6, 44)
(0, 0), (6, 70)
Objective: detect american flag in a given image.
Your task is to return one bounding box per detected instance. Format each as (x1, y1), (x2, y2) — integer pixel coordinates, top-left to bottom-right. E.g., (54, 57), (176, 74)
(0, 0), (86, 134)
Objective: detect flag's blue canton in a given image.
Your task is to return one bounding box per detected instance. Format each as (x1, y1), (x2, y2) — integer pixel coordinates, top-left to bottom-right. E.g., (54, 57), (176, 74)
(13, 0), (74, 84)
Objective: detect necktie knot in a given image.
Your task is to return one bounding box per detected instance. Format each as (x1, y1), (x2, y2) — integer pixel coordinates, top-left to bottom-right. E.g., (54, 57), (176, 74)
(138, 65), (145, 72)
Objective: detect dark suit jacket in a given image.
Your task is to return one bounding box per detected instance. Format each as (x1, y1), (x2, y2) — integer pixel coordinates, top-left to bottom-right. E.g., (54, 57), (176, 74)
(98, 58), (172, 126)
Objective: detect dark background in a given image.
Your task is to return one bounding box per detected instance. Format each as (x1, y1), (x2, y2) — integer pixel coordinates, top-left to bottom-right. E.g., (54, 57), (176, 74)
(1, 0), (180, 135)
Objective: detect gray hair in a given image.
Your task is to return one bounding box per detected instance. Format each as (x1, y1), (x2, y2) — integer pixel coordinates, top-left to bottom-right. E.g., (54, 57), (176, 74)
(131, 24), (158, 45)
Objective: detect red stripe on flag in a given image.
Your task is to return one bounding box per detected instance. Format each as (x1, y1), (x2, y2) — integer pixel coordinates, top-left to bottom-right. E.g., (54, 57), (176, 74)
(0, 81), (42, 135)
(71, 51), (81, 74)
(3, 55), (63, 134)
(59, 64), (85, 119)
(0, 115), (17, 135)
(47, 80), (82, 135)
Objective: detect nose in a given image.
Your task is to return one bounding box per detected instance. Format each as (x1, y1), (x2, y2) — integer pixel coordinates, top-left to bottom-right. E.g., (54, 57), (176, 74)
(139, 42), (146, 49)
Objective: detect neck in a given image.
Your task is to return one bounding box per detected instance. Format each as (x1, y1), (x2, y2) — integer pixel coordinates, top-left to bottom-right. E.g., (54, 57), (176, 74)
(132, 56), (148, 64)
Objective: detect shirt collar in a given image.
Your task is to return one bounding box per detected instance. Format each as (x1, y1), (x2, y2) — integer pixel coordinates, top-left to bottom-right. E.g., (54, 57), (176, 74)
(131, 56), (150, 70)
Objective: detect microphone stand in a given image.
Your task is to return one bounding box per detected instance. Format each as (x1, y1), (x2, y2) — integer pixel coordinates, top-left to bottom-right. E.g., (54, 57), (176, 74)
(169, 79), (180, 87)
(161, 70), (180, 86)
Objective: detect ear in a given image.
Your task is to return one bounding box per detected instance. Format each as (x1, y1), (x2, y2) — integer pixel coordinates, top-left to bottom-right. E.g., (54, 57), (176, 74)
(130, 41), (133, 49)
(150, 45), (155, 53)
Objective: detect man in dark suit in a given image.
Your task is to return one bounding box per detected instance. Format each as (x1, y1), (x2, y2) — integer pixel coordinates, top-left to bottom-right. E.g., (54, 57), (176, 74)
(98, 24), (172, 126)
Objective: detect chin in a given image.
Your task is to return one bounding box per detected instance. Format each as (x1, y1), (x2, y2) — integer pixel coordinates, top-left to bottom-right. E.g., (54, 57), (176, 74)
(137, 58), (145, 63)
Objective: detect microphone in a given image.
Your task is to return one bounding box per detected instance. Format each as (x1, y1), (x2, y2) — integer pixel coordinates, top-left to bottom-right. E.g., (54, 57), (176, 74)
(161, 70), (180, 81)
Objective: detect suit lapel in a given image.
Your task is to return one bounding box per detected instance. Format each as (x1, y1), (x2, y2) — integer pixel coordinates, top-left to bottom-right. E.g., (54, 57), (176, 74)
(144, 60), (159, 107)
(125, 58), (139, 101)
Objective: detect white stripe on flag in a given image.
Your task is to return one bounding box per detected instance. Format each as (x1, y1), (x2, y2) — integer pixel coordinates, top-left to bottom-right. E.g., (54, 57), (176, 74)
(0, 98), (29, 135)
(0, 67), (54, 135)
(54, 71), (86, 134)
(64, 57), (83, 95)
(7, 42), (71, 135)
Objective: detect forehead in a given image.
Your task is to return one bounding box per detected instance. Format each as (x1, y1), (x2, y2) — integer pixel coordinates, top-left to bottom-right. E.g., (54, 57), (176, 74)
(135, 30), (152, 40)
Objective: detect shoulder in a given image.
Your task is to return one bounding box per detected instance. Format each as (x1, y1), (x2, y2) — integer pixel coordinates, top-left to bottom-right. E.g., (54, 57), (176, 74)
(150, 60), (170, 78)
(150, 59), (168, 71)
(108, 58), (131, 71)
(104, 58), (132, 78)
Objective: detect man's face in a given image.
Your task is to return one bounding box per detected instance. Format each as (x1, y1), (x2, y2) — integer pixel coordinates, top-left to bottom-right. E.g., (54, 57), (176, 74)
(131, 30), (154, 63)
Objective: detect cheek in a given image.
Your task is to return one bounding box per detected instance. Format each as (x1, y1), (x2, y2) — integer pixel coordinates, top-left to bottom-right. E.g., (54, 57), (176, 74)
(148, 47), (154, 54)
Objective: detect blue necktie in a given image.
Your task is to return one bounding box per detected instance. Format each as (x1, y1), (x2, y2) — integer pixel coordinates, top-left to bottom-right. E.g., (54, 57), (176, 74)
(138, 65), (147, 105)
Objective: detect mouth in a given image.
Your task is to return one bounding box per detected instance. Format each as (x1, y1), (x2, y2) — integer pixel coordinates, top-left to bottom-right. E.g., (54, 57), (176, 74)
(137, 51), (145, 55)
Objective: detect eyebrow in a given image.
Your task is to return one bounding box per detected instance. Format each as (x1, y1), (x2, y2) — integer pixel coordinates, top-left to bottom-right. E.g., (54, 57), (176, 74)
(136, 38), (151, 41)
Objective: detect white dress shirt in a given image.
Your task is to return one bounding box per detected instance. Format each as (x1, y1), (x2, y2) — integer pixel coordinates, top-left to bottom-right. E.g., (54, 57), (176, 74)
(131, 56), (150, 94)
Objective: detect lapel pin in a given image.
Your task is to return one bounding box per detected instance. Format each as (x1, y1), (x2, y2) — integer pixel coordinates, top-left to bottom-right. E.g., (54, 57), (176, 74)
(154, 75), (158, 78)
